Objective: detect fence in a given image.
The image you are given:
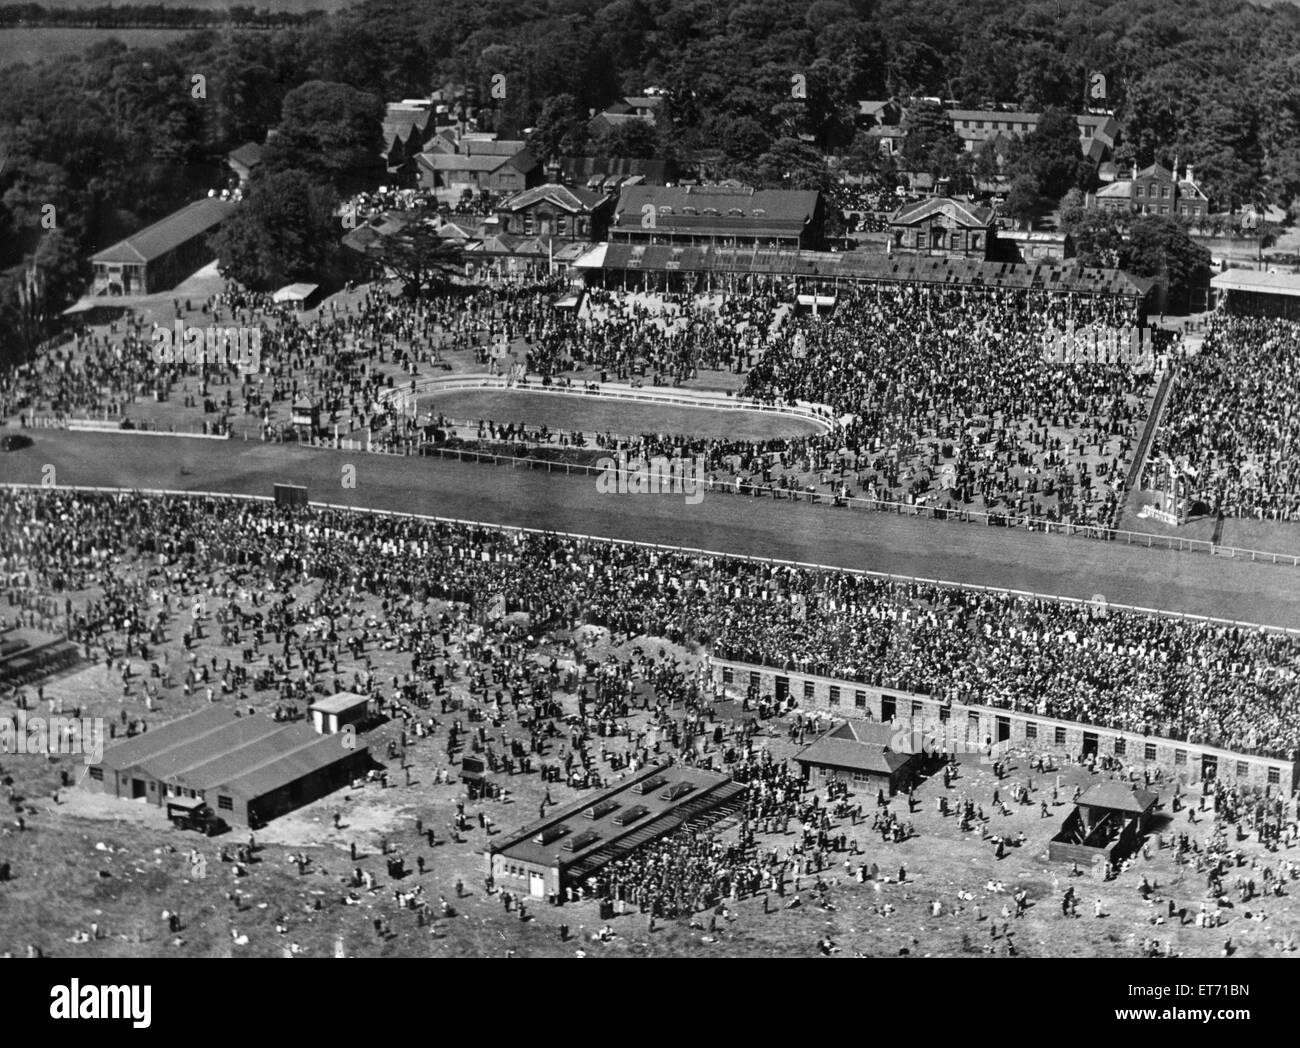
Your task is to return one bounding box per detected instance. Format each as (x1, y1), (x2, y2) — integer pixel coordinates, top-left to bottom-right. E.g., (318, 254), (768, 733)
(21, 415), (230, 439)
(377, 372), (836, 432)
(4, 481), (1297, 638)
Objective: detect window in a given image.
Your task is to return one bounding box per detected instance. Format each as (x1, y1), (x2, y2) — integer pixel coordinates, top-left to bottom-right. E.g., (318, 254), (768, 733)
(968, 712), (980, 726)
(148, 782), (155, 792)
(89, 766), (104, 781)
(852, 770), (869, 783)
(854, 690), (867, 709)
(1113, 738), (1126, 756)
(1236, 762), (1249, 777)
(750, 671), (761, 688)
(1161, 186), (1170, 198)
(1144, 743), (1157, 761)
(829, 686), (841, 706)
(217, 795), (233, 811)
(803, 681), (815, 700)
(1025, 722), (1037, 740)
(722, 667), (733, 684)
(1175, 749), (1187, 765)
(939, 706), (950, 724)
(1269, 767), (1281, 785)
(1135, 185), (1144, 198)
(1054, 727), (1067, 745)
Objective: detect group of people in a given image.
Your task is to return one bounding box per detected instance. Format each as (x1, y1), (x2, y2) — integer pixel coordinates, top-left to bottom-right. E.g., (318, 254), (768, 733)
(3, 488), (1295, 764)
(1145, 313), (1300, 521)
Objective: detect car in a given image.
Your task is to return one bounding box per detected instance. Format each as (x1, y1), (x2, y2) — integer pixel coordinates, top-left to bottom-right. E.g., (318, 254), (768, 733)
(1, 434), (32, 452)
(166, 797), (226, 836)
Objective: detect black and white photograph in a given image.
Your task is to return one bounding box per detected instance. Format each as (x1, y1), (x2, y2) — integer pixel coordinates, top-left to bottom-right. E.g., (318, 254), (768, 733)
(0, 0), (1294, 1008)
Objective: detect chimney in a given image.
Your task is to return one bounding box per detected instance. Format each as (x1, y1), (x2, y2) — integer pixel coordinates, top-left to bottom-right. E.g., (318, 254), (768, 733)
(1185, 165), (1194, 186)
(1131, 162), (1137, 181)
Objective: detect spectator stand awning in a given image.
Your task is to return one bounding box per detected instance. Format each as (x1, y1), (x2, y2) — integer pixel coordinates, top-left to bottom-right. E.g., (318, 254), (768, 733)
(1211, 269), (1300, 298)
(272, 283), (320, 305)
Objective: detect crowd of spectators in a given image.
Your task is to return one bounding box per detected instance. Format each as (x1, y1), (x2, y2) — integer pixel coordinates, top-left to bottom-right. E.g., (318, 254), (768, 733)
(3, 489), (1295, 761)
(1144, 314), (1300, 521)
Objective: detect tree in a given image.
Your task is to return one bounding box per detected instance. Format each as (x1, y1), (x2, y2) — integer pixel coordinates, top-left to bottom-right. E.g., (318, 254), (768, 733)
(1008, 107), (1093, 202)
(530, 94), (588, 164)
(31, 228), (84, 318)
(209, 170), (343, 291)
(1003, 174), (1046, 229)
(593, 120), (659, 159)
(1121, 216), (1211, 311)
(752, 137), (830, 191)
(900, 100), (964, 181)
(370, 213), (465, 298)
(261, 81), (384, 194)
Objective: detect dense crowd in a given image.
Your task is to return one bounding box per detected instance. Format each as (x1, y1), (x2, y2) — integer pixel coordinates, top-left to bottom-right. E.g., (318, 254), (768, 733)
(2, 489), (1295, 760)
(1145, 314), (1300, 521)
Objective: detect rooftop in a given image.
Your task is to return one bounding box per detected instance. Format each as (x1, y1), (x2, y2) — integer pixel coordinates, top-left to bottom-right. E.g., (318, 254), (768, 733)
(491, 762), (732, 869)
(1076, 782), (1159, 814)
(91, 197), (237, 266)
(310, 691), (371, 715)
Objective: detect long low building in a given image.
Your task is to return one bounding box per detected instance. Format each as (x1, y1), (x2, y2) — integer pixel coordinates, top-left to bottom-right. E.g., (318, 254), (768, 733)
(90, 197), (237, 296)
(82, 705), (370, 827)
(486, 762), (745, 900)
(713, 658), (1295, 792)
(575, 241), (1154, 308)
(1211, 268), (1300, 320)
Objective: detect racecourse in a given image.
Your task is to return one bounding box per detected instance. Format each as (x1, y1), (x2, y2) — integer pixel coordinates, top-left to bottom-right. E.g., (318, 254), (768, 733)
(3, 428), (1299, 629)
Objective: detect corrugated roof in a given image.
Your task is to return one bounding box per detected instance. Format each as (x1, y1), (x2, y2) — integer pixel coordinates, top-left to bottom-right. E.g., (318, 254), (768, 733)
(215, 727), (361, 800)
(140, 715), (284, 781)
(91, 198), (236, 265)
(99, 706), (235, 772)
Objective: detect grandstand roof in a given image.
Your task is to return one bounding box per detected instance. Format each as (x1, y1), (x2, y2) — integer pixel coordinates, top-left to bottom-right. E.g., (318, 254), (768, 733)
(1211, 268), (1300, 298)
(612, 184), (819, 237)
(91, 198), (237, 265)
(587, 242), (1153, 297)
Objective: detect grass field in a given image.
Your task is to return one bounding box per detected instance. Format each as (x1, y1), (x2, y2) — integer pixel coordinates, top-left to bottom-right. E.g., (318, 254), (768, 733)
(421, 389), (824, 443)
(0, 27), (195, 66)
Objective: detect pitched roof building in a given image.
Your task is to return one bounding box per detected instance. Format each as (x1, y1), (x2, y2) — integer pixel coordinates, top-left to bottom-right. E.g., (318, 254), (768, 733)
(497, 183), (614, 241)
(83, 706), (370, 827)
(889, 197), (997, 259)
(794, 720), (922, 795)
(90, 197), (237, 296)
(610, 184), (824, 249)
(1091, 162), (1209, 220)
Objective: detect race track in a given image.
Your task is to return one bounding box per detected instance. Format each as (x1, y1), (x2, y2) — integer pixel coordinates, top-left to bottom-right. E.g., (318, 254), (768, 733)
(3, 429), (1299, 629)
